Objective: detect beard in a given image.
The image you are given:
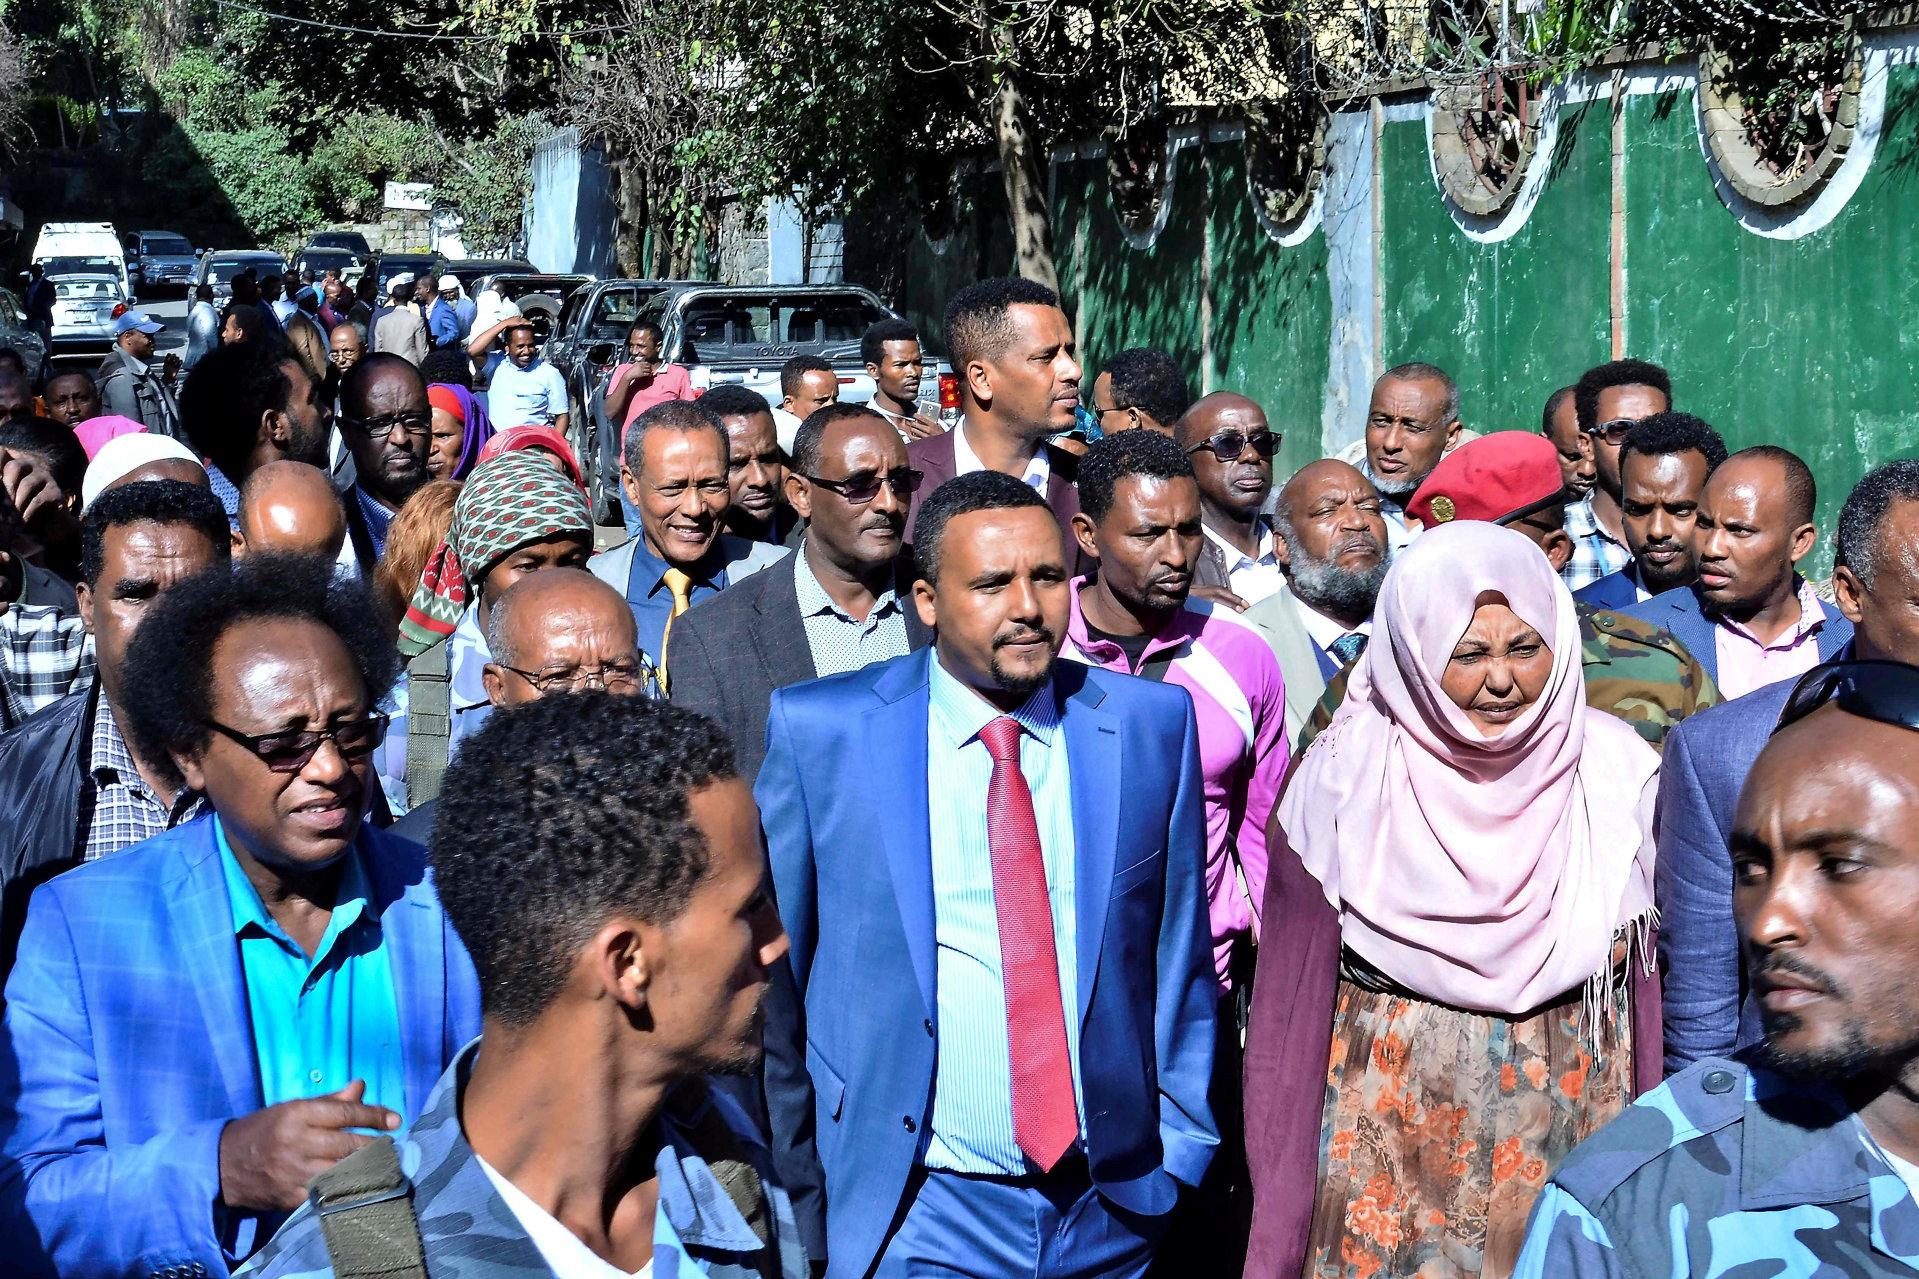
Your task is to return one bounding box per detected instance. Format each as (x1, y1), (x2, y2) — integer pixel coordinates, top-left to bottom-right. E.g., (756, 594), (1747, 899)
(1290, 541), (1390, 617)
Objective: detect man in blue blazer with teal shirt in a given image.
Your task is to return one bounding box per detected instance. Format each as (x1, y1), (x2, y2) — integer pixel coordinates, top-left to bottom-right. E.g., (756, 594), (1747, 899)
(756, 471), (1218, 1279)
(0, 556), (479, 1278)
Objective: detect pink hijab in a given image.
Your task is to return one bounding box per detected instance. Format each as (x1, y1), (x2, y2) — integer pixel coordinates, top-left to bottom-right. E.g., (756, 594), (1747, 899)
(1280, 521), (1658, 1015)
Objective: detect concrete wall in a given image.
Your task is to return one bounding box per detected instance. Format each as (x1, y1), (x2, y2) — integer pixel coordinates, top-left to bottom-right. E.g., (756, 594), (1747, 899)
(876, 36), (1919, 569)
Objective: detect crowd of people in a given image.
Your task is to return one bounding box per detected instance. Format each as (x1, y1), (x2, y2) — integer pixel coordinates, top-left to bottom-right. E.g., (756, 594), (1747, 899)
(0, 264), (1914, 1279)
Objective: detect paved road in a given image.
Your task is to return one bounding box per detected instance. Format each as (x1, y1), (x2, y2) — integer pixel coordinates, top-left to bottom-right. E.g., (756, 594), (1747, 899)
(46, 290), (190, 373)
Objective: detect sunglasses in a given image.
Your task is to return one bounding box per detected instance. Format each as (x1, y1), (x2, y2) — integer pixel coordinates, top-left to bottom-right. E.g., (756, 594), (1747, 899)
(1186, 429), (1281, 463)
(803, 467), (924, 504)
(1775, 660), (1919, 737)
(1583, 417), (1641, 447)
(205, 713), (390, 773)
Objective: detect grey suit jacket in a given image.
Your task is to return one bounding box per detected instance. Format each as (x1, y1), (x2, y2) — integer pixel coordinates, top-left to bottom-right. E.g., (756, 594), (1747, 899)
(667, 550), (931, 783)
(1241, 585), (1333, 745)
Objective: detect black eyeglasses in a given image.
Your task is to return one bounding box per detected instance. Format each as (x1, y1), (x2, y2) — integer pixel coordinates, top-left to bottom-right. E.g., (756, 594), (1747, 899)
(204, 713), (390, 773)
(1775, 660), (1919, 737)
(1095, 405), (1135, 420)
(342, 411), (431, 440)
(1186, 429), (1281, 463)
(496, 659), (649, 694)
(1583, 417), (1641, 447)
(802, 467), (924, 504)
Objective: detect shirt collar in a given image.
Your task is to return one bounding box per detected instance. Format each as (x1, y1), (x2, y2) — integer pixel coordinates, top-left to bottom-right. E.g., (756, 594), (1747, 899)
(1567, 494), (1627, 548)
(926, 651), (1061, 750)
(1291, 591), (1371, 652)
(88, 697), (138, 786)
(1718, 577), (1827, 649)
(449, 606), (492, 711)
(794, 542), (899, 623)
(215, 814), (379, 945)
(1200, 516), (1277, 571)
(952, 417), (1051, 492)
(1062, 575), (1198, 669)
(628, 532), (726, 599)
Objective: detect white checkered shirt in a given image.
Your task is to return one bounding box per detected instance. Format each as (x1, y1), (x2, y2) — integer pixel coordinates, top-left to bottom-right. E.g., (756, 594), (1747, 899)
(793, 545), (912, 677)
(1, 602), (95, 731)
(1562, 494), (1631, 593)
(81, 699), (206, 861)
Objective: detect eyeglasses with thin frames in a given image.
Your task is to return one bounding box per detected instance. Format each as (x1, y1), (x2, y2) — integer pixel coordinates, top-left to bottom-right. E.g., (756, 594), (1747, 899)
(496, 660), (649, 695)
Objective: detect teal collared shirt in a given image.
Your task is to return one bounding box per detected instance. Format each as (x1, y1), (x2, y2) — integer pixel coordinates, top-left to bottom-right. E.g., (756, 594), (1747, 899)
(216, 816), (406, 1117)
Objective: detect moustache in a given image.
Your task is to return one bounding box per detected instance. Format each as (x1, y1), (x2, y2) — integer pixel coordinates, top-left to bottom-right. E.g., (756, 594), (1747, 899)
(993, 626), (1055, 650)
(1753, 950), (1840, 996)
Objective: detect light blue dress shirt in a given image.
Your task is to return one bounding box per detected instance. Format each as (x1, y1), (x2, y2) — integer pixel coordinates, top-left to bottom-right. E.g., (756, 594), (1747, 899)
(922, 659), (1082, 1174)
(216, 817), (406, 1117)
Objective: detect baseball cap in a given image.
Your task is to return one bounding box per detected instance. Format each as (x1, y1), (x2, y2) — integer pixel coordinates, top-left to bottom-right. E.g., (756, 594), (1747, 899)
(1406, 431), (1567, 528)
(111, 310), (165, 337)
(438, 274), (460, 291)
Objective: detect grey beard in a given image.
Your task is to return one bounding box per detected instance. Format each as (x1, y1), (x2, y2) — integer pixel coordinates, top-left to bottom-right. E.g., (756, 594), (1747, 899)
(1290, 544), (1389, 617)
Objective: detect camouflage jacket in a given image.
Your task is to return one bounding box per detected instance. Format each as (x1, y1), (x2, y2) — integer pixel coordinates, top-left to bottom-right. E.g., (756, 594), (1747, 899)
(240, 1040), (808, 1279)
(1298, 605), (1720, 754)
(1514, 1056), (1919, 1276)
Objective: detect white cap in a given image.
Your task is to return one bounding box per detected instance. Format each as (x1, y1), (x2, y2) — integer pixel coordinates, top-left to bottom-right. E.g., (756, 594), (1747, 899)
(438, 273), (460, 291)
(82, 434), (206, 509)
(385, 272), (415, 293)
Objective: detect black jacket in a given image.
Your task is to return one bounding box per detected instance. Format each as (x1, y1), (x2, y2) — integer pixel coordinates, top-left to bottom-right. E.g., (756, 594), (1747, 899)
(0, 685), (95, 988)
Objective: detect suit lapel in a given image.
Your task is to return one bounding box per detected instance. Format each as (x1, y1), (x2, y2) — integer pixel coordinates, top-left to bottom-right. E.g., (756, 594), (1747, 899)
(169, 826), (265, 1118)
(870, 654), (936, 1016)
(755, 555), (821, 687)
(1061, 676), (1119, 1029)
(369, 838), (447, 1119)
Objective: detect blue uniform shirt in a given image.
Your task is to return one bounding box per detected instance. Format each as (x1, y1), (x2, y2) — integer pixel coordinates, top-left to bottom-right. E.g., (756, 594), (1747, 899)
(217, 816), (406, 1117)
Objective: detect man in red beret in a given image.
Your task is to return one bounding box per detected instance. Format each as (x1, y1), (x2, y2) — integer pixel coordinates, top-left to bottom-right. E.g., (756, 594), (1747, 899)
(1406, 431), (1575, 571)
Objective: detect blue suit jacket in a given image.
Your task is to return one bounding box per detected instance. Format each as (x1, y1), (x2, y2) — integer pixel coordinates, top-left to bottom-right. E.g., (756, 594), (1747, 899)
(1573, 564), (1643, 611)
(0, 816), (480, 1278)
(1620, 583), (1852, 685)
(755, 649), (1218, 1278)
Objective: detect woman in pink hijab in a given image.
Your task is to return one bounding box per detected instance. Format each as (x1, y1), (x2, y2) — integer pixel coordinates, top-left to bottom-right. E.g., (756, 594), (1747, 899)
(1241, 521), (1661, 1279)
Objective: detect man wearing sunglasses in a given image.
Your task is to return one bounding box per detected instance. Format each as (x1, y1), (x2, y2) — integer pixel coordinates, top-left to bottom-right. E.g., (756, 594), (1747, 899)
(671, 404), (933, 785)
(1177, 391), (1286, 607)
(1655, 461), (1918, 1073)
(338, 353), (433, 572)
(0, 480), (230, 991)
(1562, 358), (1672, 592)
(0, 554), (480, 1276)
(1091, 346), (1190, 437)
(1518, 657), (1919, 1277)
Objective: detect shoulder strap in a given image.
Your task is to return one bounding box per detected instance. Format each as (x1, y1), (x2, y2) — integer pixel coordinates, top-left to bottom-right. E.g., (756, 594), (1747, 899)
(307, 1136), (427, 1279)
(404, 642), (452, 809)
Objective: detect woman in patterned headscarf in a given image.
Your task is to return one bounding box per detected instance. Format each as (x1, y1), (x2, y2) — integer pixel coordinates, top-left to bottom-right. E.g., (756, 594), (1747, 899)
(398, 446), (594, 748)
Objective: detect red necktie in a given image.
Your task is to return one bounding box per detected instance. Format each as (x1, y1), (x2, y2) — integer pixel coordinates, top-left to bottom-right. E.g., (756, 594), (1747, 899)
(978, 716), (1079, 1171)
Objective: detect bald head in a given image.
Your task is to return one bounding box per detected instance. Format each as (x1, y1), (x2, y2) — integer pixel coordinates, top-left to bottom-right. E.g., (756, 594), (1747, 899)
(482, 568), (643, 709)
(234, 460), (346, 561)
(1175, 392), (1267, 444)
(1176, 392), (1276, 522)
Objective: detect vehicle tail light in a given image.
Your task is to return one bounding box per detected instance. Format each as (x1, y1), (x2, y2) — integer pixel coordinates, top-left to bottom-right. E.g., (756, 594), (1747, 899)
(111, 302), (129, 319)
(837, 375), (855, 385)
(938, 372), (959, 411)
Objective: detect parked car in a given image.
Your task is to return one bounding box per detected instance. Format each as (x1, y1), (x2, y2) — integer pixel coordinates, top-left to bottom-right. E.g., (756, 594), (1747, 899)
(291, 246), (367, 288)
(32, 222), (129, 296)
(126, 230), (198, 295)
(375, 252), (444, 290)
(467, 272), (592, 343)
(0, 287), (49, 381)
(445, 258), (537, 286)
(542, 277), (690, 519)
(308, 229), (374, 259)
(47, 272), (128, 356)
(197, 250), (290, 304)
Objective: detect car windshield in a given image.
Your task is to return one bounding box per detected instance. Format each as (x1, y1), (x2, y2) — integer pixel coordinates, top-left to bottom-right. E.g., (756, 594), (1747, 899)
(587, 288), (641, 342)
(144, 235), (193, 255)
(54, 277), (123, 301)
(312, 233), (370, 252)
(41, 257), (119, 277)
(676, 294), (889, 356)
(210, 256), (282, 278)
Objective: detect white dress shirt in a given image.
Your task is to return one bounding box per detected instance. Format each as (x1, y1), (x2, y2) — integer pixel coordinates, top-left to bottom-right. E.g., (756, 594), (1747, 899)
(1200, 518), (1285, 605)
(951, 417), (1051, 493)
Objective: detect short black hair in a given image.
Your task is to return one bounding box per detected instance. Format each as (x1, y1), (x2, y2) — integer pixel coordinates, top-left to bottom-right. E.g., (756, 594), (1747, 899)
(341, 352), (425, 420)
(418, 346), (473, 391)
(791, 403), (887, 477)
(218, 302), (271, 347)
(1838, 459), (1919, 588)
(0, 417), (86, 498)
(912, 470), (1050, 582)
(779, 354), (835, 398)
(626, 318), (663, 341)
(80, 478), (231, 587)
(118, 553), (399, 790)
(1619, 411), (1729, 472)
(623, 398), (726, 478)
(699, 384), (772, 422)
(1540, 386), (1574, 434)
(1379, 362), (1461, 422)
(0, 349), (25, 377)
(1102, 347), (1191, 427)
(943, 277), (1061, 371)
(194, 283), (214, 302)
(1731, 444), (1817, 529)
(1574, 358), (1672, 433)
(1077, 427), (1195, 524)
(430, 692), (738, 1025)
(861, 318), (920, 367)
(181, 341), (297, 476)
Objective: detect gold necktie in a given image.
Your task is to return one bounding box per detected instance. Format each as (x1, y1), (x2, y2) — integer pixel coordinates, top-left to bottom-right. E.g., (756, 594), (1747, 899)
(659, 568), (693, 691)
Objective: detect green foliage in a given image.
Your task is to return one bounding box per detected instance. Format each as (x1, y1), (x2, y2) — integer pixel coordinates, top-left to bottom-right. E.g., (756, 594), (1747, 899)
(187, 125), (321, 243)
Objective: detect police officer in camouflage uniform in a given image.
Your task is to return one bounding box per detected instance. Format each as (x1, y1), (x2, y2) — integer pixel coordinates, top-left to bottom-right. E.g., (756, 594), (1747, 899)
(1298, 432), (1717, 754)
(1517, 659), (1919, 1276)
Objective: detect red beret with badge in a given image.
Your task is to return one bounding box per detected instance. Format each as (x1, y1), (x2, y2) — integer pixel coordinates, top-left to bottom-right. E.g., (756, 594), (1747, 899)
(1405, 431), (1568, 528)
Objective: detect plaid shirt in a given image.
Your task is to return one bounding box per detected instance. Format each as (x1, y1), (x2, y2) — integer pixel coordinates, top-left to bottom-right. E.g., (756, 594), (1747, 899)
(81, 699), (205, 862)
(1562, 494), (1631, 592)
(1, 602), (95, 731)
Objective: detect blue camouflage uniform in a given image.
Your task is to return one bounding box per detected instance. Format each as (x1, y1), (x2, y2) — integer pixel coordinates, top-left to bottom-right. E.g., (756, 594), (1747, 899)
(241, 1040), (809, 1279)
(1516, 1056), (1919, 1276)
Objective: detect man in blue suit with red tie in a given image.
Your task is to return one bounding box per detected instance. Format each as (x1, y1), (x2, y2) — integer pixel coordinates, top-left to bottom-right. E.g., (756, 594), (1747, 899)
(756, 471), (1217, 1278)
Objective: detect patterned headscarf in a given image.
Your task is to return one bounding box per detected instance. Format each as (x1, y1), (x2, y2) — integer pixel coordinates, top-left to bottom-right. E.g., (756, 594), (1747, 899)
(426, 383), (496, 481)
(398, 448), (593, 657)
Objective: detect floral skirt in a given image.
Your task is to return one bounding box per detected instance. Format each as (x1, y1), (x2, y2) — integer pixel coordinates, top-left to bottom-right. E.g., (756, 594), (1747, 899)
(1304, 973), (1633, 1279)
